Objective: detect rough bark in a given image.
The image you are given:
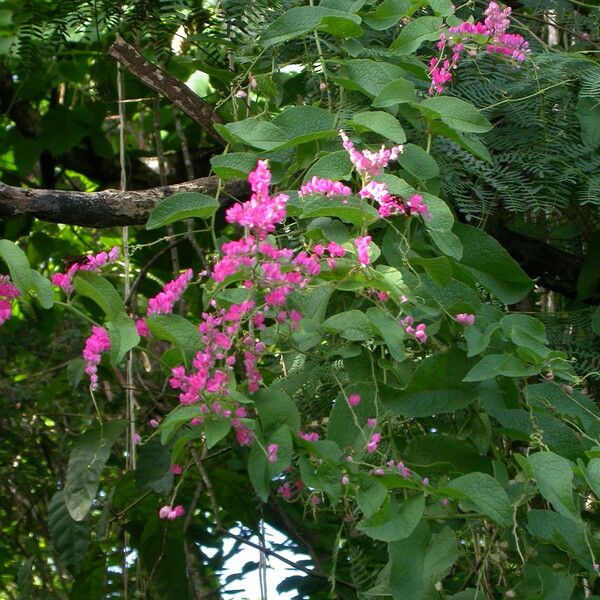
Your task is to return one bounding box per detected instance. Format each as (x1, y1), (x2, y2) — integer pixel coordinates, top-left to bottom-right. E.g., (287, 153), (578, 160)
(108, 35), (226, 146)
(0, 177), (249, 228)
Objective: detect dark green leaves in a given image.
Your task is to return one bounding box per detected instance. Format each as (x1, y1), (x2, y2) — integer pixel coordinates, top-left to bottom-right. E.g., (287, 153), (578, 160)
(64, 421), (126, 521)
(48, 491), (90, 573)
(147, 314), (202, 364)
(260, 6), (363, 46)
(381, 349), (481, 417)
(288, 194), (380, 226)
(529, 451), (577, 519)
(350, 111), (406, 143)
(447, 472), (512, 526)
(389, 522), (458, 600)
(146, 192), (219, 230)
(357, 494), (424, 541)
(421, 97), (493, 134)
(0, 239), (32, 292)
(455, 223), (533, 304)
(390, 17), (442, 53)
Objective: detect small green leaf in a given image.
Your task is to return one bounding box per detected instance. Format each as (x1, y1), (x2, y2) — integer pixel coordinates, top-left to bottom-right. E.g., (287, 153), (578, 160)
(364, 0), (410, 30)
(204, 416), (232, 449)
(210, 152), (258, 179)
(64, 421), (126, 521)
(73, 271), (124, 320)
(107, 313), (139, 366)
(135, 437), (173, 494)
(255, 387), (301, 434)
(0, 239), (32, 292)
(367, 307), (405, 362)
(147, 314), (202, 365)
(389, 522), (458, 600)
(48, 491), (90, 574)
(390, 17), (442, 53)
(271, 106), (337, 148)
(357, 494), (424, 541)
(337, 59), (406, 98)
(372, 77), (417, 108)
(214, 118), (285, 150)
(447, 472), (512, 526)
(351, 110), (406, 143)
(585, 458), (600, 499)
(287, 193), (380, 226)
(464, 353), (539, 382)
(30, 269), (53, 309)
(160, 405), (202, 444)
(398, 143), (439, 181)
(421, 96), (493, 134)
(529, 451), (577, 520)
(260, 6), (363, 46)
(324, 309), (373, 341)
(304, 150), (354, 182)
(146, 192), (219, 230)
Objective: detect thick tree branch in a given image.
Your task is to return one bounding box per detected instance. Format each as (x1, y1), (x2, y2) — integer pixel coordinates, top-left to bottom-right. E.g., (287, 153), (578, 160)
(108, 35), (226, 146)
(0, 177), (249, 228)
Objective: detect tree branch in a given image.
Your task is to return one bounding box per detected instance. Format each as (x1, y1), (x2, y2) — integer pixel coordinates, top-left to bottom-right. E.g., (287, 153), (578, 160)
(108, 35), (226, 146)
(0, 177), (249, 228)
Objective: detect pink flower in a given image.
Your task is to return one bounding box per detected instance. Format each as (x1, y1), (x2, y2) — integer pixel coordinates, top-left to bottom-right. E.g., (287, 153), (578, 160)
(132, 433), (141, 445)
(455, 313), (476, 326)
(354, 236), (372, 266)
(347, 393), (361, 407)
(340, 130), (402, 177)
(136, 318), (150, 337)
(341, 475), (349, 485)
(367, 432), (381, 454)
(52, 247), (119, 294)
(310, 495), (321, 506)
(148, 269), (193, 315)
(0, 276), (20, 325)
(226, 160), (288, 239)
(278, 483), (292, 499)
(149, 418), (160, 428)
(159, 505), (185, 520)
(267, 443), (279, 463)
(170, 464), (182, 475)
(82, 325), (111, 390)
(366, 418), (377, 429)
(299, 176), (352, 197)
(377, 291), (388, 302)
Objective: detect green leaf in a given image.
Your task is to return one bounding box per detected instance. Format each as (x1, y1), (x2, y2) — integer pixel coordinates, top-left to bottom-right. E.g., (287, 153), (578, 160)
(160, 405), (202, 444)
(73, 271), (124, 320)
(372, 77), (417, 108)
(0, 239), (32, 292)
(357, 494), (424, 541)
(324, 309), (373, 341)
(146, 192), (219, 230)
(389, 522), (458, 600)
(107, 313), (139, 366)
(287, 193), (380, 226)
(381, 349), (481, 417)
(454, 223), (533, 304)
(593, 307), (600, 335)
(367, 307), (405, 362)
(398, 144), (439, 180)
(364, 0), (410, 30)
(29, 269), (53, 309)
(430, 120), (492, 163)
(210, 152), (258, 179)
(204, 416), (232, 449)
(248, 438), (270, 501)
(421, 96), (493, 134)
(271, 106), (337, 148)
(255, 387), (301, 434)
(390, 17), (442, 53)
(260, 6), (363, 46)
(422, 194), (463, 260)
(351, 110), (406, 143)
(428, 0), (455, 16)
(64, 420), (126, 521)
(577, 231), (600, 299)
(529, 451), (577, 520)
(447, 472), (512, 526)
(135, 437), (173, 495)
(584, 458), (600, 499)
(48, 491), (90, 574)
(464, 353), (539, 382)
(147, 314), (202, 365)
(304, 150), (354, 182)
(357, 475), (389, 518)
(214, 118), (285, 150)
(404, 435), (492, 475)
(338, 59), (406, 98)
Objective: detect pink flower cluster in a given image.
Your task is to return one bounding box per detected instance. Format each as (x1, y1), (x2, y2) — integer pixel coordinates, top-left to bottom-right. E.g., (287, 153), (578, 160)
(355, 236), (372, 266)
(367, 432), (381, 453)
(339, 130), (402, 177)
(147, 269), (193, 315)
(347, 393), (361, 407)
(226, 160), (288, 239)
(299, 177), (352, 197)
(83, 325), (111, 389)
(455, 313), (476, 326)
(429, 1), (530, 94)
(267, 443), (279, 463)
(0, 276), (20, 325)
(52, 246), (119, 294)
(359, 181), (430, 219)
(159, 505), (185, 520)
(401, 316), (428, 343)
